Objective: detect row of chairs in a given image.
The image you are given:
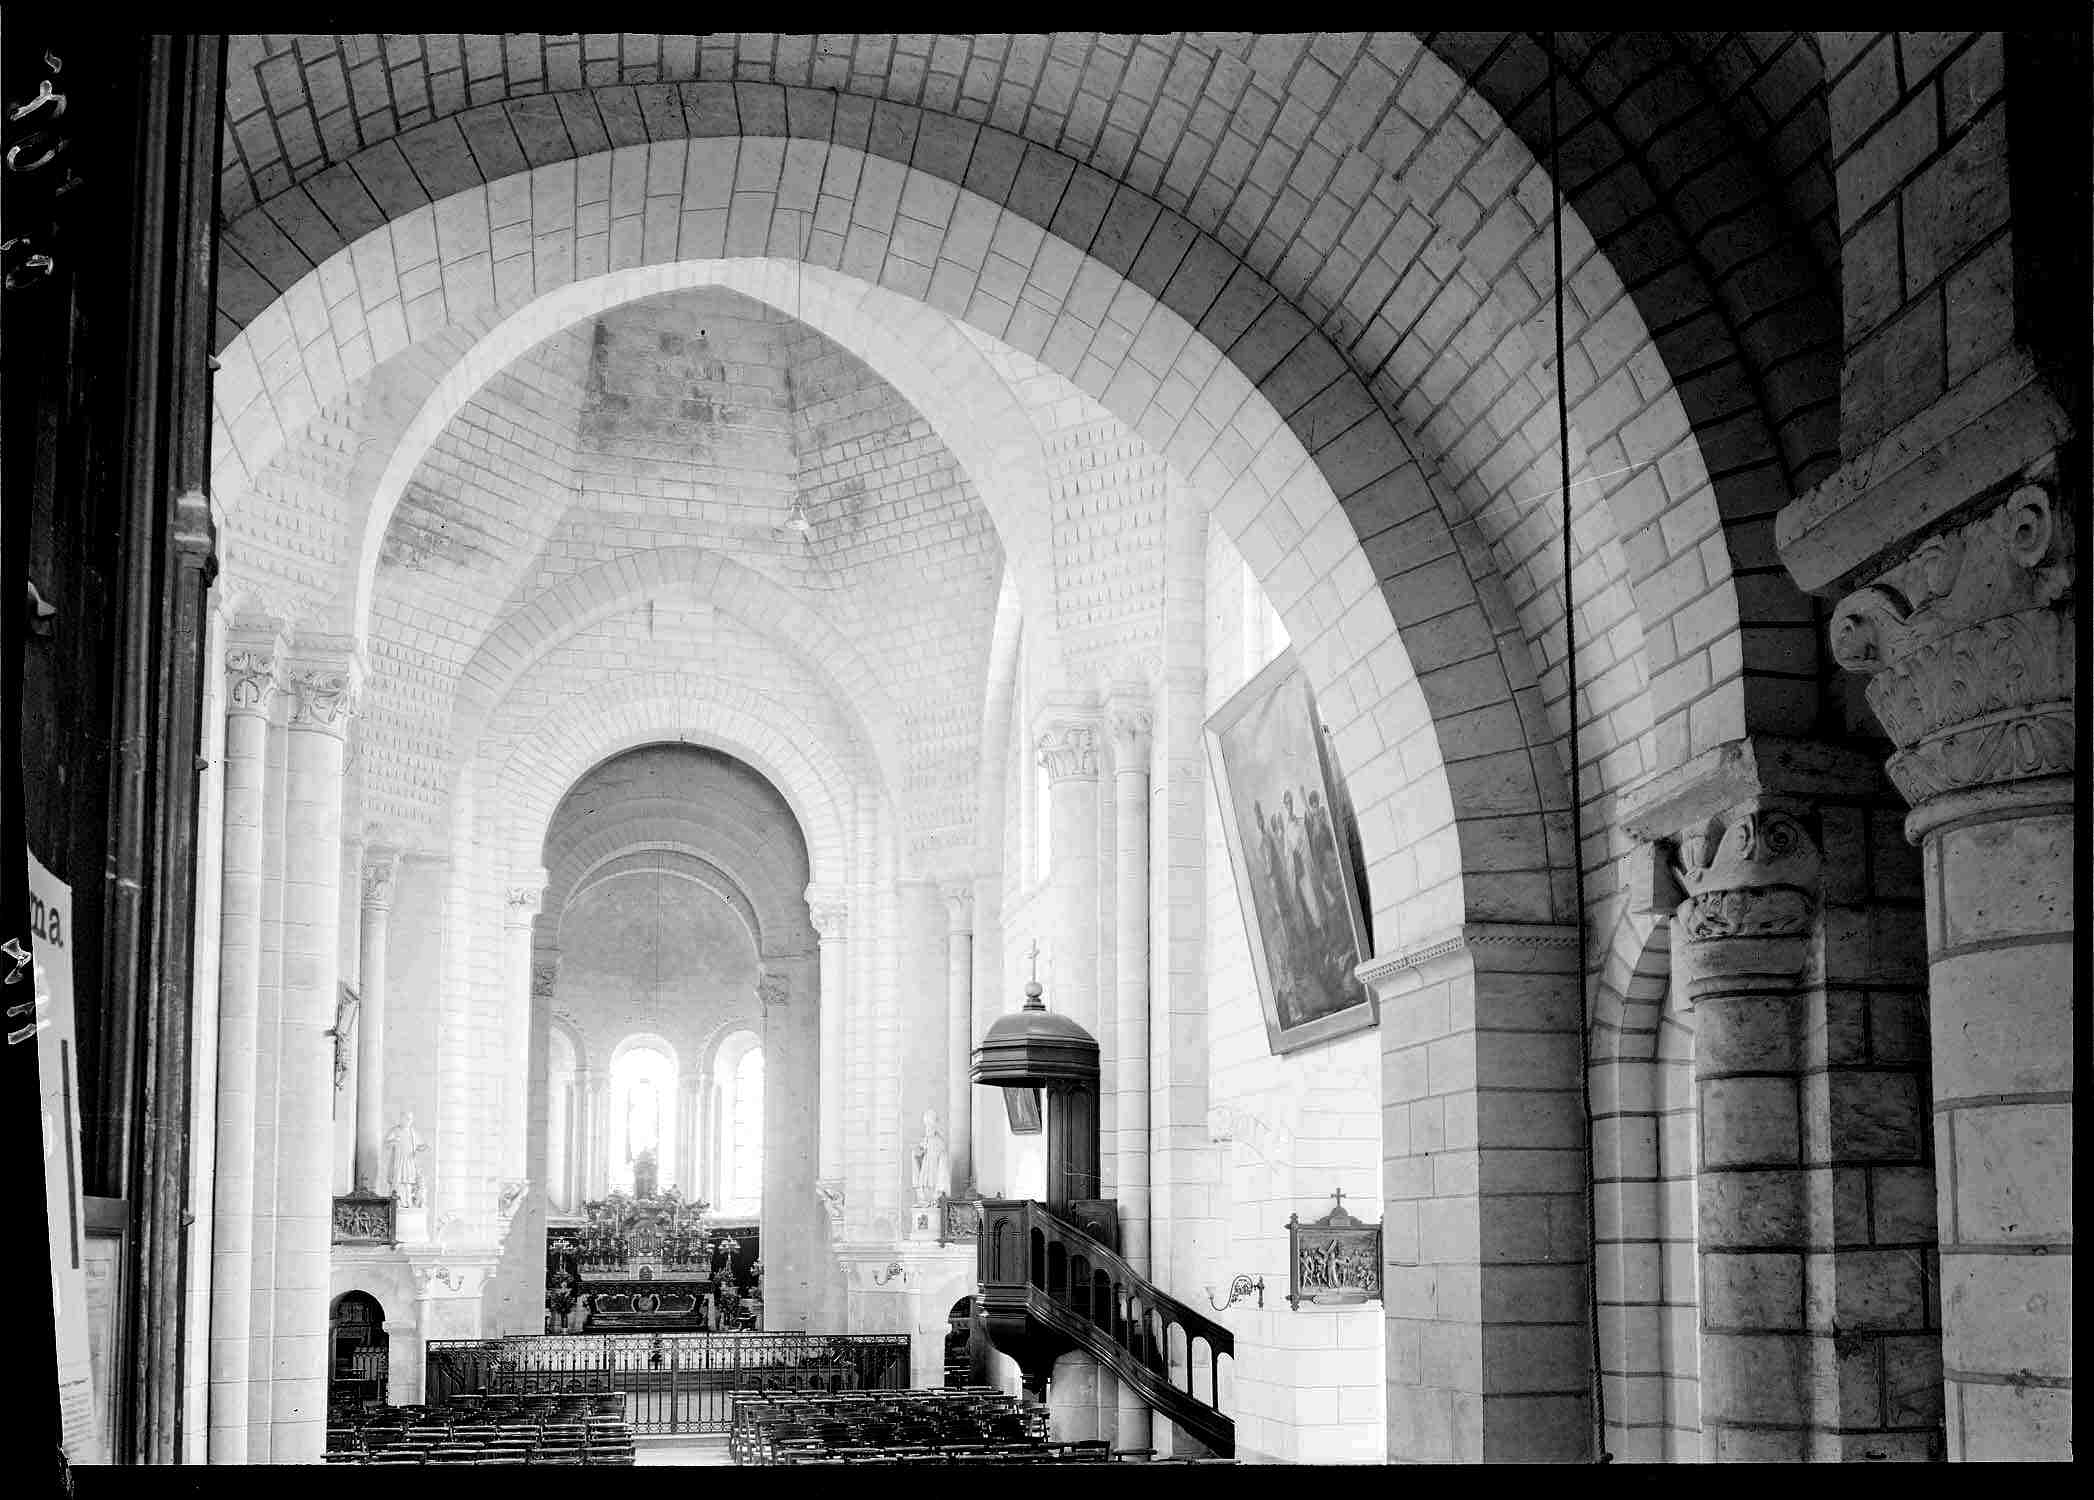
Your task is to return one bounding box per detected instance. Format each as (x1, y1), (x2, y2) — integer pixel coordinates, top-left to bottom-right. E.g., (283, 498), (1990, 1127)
(732, 1386), (1097, 1466)
(325, 1394), (635, 1465)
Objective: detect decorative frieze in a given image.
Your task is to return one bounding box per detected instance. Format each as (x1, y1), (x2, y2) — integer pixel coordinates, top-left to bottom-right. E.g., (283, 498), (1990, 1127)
(1831, 476), (2075, 806)
(1035, 722), (1101, 781)
(1670, 802), (1822, 941)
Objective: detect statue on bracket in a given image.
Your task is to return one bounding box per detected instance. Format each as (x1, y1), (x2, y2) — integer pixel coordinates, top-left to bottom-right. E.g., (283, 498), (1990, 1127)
(910, 1108), (949, 1207)
(385, 1111), (430, 1208)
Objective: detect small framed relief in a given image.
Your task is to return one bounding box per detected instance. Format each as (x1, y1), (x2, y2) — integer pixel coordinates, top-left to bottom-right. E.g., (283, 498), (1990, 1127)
(1286, 1191), (1383, 1310)
(1205, 648), (1376, 1055)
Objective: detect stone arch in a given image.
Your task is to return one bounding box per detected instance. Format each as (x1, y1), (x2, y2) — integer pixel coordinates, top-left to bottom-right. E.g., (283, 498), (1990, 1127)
(214, 135), (1637, 938)
(568, 857), (766, 963)
(608, 1030), (682, 1074)
(208, 34), (1810, 745)
(549, 1012), (588, 1073)
(538, 748), (816, 950)
(204, 67), (1798, 856)
(478, 670), (860, 889)
(560, 848), (766, 957)
(1587, 903), (1677, 1062)
(450, 545), (906, 801)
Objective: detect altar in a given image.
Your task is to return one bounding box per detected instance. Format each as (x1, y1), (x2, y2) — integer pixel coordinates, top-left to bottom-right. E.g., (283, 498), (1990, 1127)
(546, 1176), (761, 1333)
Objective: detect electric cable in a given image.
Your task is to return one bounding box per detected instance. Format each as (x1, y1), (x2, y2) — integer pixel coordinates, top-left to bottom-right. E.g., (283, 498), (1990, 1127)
(1547, 30), (1611, 1465)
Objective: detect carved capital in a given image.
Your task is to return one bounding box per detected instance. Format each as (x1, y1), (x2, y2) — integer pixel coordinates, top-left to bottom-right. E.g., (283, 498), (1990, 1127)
(1831, 479), (2075, 804)
(285, 666), (358, 736)
(1670, 801), (1821, 943)
(758, 970), (791, 1009)
(804, 886), (848, 941)
(505, 886), (543, 927)
(1108, 704), (1155, 767)
(225, 643), (284, 718)
(941, 881), (975, 931)
(361, 850), (400, 911)
(1036, 722), (1101, 781)
(531, 962), (558, 1000)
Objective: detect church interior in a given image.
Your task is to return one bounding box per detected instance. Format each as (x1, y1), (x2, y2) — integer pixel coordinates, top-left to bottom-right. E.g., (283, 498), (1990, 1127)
(2, 30), (2082, 1471)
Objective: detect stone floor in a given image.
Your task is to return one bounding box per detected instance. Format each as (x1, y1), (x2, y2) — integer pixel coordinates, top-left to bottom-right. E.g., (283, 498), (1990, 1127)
(633, 1435), (734, 1466)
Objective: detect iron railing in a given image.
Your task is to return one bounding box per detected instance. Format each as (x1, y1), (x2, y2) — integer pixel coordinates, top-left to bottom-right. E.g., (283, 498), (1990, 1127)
(426, 1332), (911, 1433)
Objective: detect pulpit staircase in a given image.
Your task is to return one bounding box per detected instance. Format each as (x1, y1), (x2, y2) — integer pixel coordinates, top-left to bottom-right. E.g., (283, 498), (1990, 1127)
(978, 1199), (1234, 1458)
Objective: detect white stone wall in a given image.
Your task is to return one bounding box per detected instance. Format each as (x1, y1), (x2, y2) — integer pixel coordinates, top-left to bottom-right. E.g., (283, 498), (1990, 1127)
(1198, 528), (1386, 1463)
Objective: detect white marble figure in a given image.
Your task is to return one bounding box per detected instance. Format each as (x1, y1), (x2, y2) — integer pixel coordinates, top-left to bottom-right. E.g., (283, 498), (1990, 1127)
(385, 1111), (429, 1208)
(910, 1108), (949, 1207)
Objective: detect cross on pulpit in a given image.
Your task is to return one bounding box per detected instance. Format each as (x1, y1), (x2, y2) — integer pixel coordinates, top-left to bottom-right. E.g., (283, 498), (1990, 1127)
(1331, 1188), (1346, 1212)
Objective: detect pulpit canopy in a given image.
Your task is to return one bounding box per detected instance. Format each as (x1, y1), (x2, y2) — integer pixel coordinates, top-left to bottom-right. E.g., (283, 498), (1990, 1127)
(972, 974), (1098, 1088)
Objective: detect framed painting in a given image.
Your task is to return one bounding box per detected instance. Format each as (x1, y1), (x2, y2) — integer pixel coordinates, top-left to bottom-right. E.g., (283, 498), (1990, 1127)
(1205, 649), (1376, 1055)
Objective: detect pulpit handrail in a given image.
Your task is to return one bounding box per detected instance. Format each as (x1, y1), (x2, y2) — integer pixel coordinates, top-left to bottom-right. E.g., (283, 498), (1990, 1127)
(1017, 1202), (1234, 1359)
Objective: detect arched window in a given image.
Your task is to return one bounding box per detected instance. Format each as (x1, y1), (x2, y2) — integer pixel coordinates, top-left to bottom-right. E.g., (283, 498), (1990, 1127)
(1243, 557), (1288, 677)
(712, 1030), (763, 1217)
(609, 1039), (677, 1195)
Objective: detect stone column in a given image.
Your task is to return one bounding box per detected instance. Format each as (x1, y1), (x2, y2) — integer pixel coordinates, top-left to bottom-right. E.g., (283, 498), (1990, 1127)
(504, 886), (542, 1186)
(586, 1074), (609, 1202)
(1107, 696), (1154, 1455)
(807, 889), (848, 1195)
(270, 650), (359, 1463)
(1829, 479), (2074, 1459)
(676, 1070), (699, 1195)
(969, 866), (1004, 1197)
(942, 883), (975, 1198)
(352, 849), (399, 1191)
(1035, 701), (1104, 1042)
(207, 631), (281, 1463)
(570, 1067), (593, 1207)
(1672, 801), (1824, 1462)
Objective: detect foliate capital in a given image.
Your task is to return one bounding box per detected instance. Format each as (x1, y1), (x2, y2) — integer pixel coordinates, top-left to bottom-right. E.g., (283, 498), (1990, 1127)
(225, 642), (285, 718)
(1669, 800), (1822, 943)
(505, 886), (544, 927)
(1108, 704), (1155, 766)
(758, 970), (792, 1009)
(942, 881), (975, 931)
(1830, 476), (2075, 805)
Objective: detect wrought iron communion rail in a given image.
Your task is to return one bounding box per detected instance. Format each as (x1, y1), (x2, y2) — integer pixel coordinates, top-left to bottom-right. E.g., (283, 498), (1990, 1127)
(425, 1332), (911, 1433)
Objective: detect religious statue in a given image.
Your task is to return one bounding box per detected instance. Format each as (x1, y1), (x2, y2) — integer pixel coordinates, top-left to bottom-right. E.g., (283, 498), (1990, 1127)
(385, 1111), (429, 1208)
(633, 1146), (659, 1201)
(910, 1108), (949, 1207)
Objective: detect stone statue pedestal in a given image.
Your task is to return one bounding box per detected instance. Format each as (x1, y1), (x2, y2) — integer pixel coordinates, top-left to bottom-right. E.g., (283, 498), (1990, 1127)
(395, 1200), (432, 1247)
